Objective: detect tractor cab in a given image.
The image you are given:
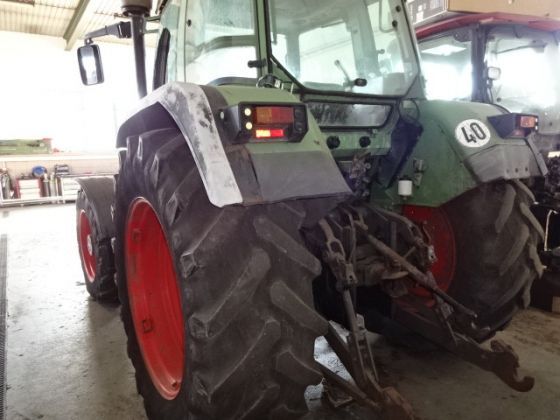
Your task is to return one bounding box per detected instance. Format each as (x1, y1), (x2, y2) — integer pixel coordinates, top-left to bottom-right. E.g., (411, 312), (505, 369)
(411, 2), (560, 138)
(170, 0), (421, 98)
(160, 0), (422, 97)
(265, 0), (419, 97)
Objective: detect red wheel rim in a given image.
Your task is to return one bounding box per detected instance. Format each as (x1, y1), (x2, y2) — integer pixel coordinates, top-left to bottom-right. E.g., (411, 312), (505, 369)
(403, 205), (456, 298)
(78, 211), (96, 283)
(125, 199), (185, 400)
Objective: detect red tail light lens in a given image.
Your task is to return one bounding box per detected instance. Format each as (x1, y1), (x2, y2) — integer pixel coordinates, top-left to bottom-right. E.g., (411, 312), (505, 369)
(519, 115), (538, 129)
(255, 106), (294, 124)
(223, 103), (308, 143)
(255, 128), (285, 139)
(488, 113), (539, 139)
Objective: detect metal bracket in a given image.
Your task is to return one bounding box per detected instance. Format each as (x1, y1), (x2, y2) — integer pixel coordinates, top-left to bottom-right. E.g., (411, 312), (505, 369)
(84, 21), (132, 44)
(318, 219), (358, 290)
(393, 304), (535, 393)
(457, 338), (535, 392)
(341, 206), (534, 394)
(354, 216), (476, 319)
(316, 202), (534, 420)
(317, 218), (414, 420)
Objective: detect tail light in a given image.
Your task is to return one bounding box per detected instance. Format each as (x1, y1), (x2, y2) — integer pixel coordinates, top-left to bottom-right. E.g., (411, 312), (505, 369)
(221, 103), (308, 143)
(488, 113), (539, 139)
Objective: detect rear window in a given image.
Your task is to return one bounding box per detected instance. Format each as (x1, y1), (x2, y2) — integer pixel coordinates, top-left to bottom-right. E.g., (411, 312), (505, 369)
(183, 0), (257, 85)
(307, 102), (391, 128)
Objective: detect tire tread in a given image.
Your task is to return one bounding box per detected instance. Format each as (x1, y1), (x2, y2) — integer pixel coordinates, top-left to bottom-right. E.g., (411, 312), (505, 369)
(115, 127), (324, 419)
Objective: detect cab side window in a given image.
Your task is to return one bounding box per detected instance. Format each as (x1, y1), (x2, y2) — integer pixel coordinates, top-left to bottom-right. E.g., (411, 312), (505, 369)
(184, 0), (257, 85)
(154, 0), (180, 87)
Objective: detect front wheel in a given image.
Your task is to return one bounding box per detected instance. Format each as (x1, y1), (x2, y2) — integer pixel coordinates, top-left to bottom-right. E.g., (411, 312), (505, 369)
(115, 128), (328, 419)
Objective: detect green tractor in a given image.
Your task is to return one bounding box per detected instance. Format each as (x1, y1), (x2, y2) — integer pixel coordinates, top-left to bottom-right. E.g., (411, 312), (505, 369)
(410, 0), (560, 311)
(75, 0), (545, 418)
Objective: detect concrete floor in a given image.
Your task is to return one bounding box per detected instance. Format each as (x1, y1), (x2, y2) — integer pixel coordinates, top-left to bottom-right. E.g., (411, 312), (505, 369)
(1, 204), (559, 420)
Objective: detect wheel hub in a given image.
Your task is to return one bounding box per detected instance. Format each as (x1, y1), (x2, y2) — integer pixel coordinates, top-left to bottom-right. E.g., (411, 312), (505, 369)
(125, 198), (185, 400)
(403, 205), (456, 297)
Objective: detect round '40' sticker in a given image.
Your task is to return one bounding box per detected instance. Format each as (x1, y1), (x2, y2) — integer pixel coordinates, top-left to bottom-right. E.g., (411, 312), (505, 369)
(455, 119), (491, 148)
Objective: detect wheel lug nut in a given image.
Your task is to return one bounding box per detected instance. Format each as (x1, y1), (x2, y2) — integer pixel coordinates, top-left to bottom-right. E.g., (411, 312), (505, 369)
(142, 318), (153, 333)
(132, 229), (142, 243)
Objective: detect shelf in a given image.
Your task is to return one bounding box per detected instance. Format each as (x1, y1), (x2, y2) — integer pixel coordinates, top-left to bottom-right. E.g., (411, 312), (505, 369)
(0, 154), (117, 162)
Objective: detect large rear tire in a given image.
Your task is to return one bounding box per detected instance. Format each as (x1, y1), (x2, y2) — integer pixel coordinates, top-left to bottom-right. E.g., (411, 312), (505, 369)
(76, 189), (117, 301)
(443, 181), (543, 333)
(115, 128), (328, 419)
(400, 181), (543, 343)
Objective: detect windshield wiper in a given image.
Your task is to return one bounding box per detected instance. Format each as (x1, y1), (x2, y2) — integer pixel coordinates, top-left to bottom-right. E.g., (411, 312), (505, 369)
(334, 60), (368, 89)
(334, 60), (352, 85)
(498, 41), (547, 54)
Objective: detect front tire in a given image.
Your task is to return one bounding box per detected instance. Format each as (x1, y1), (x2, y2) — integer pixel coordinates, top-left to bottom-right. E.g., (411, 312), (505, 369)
(115, 128), (328, 419)
(76, 189), (117, 301)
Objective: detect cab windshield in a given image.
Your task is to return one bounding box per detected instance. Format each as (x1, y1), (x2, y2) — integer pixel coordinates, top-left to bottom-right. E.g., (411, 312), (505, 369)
(485, 27), (560, 135)
(419, 25), (560, 134)
(269, 0), (419, 96)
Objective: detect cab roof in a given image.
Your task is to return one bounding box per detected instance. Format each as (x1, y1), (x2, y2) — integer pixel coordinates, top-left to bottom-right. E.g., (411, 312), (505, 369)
(416, 12), (560, 39)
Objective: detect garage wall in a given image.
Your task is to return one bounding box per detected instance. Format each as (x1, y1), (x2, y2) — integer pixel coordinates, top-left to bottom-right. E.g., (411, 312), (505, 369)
(0, 155), (118, 178)
(0, 31), (155, 153)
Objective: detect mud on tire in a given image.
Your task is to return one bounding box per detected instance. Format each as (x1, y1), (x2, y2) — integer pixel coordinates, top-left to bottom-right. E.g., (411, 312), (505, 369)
(445, 180), (544, 335)
(114, 128), (328, 419)
(76, 189), (118, 301)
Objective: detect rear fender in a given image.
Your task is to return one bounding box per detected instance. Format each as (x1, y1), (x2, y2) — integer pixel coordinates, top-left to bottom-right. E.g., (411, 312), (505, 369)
(75, 176), (115, 238)
(380, 100), (547, 207)
(420, 100), (547, 182)
(117, 82), (350, 208)
(117, 83), (243, 207)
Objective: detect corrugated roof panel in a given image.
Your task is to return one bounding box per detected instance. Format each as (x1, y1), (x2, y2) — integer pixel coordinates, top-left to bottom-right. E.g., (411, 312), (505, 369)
(0, 0), (156, 46)
(0, 2), (74, 36)
(94, 0), (118, 16)
(44, 0), (79, 8)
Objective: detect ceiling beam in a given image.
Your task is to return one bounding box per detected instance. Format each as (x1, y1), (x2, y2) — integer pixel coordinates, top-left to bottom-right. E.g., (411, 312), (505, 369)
(63, 0), (96, 51)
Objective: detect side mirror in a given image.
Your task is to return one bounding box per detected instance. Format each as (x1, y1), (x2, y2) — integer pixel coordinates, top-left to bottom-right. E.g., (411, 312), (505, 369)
(77, 44), (104, 86)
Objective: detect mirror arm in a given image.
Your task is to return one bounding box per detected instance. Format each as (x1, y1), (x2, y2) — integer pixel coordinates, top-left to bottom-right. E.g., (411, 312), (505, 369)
(83, 21), (132, 44)
(146, 15), (161, 22)
(82, 4), (149, 99)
